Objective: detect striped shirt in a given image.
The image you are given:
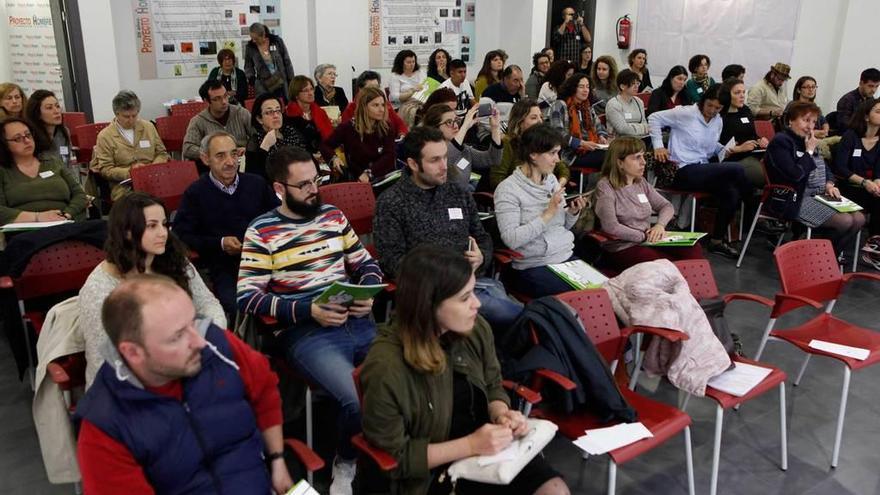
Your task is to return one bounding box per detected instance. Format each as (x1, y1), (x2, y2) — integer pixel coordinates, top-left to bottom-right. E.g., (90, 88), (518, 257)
(237, 205), (383, 325)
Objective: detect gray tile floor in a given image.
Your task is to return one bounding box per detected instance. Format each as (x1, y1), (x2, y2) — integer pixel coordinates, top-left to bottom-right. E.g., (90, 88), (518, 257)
(2, 243), (880, 494)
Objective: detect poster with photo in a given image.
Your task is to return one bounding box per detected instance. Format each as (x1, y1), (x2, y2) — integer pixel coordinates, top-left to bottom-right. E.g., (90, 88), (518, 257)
(5, 0), (65, 107)
(133, 0), (282, 79)
(368, 0), (476, 68)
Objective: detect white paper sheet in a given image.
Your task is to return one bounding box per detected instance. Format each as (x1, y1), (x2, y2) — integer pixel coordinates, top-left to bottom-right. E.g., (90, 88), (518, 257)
(573, 422), (653, 455)
(808, 340), (870, 361)
(0, 220), (73, 232)
(707, 362), (773, 397)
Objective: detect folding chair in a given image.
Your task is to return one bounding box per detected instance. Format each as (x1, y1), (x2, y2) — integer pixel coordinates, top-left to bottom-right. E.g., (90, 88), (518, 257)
(754, 120), (776, 141)
(72, 122), (110, 165)
(155, 115), (190, 158)
(170, 101), (208, 119)
(529, 289), (696, 495)
(130, 160), (199, 213)
(244, 98), (256, 112)
(755, 239), (880, 467)
(62, 112), (88, 133)
(635, 92), (652, 108)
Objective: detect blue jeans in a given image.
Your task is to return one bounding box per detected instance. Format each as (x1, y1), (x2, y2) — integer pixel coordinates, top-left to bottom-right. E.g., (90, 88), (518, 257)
(507, 259), (579, 299)
(280, 316), (376, 460)
(474, 277), (522, 330)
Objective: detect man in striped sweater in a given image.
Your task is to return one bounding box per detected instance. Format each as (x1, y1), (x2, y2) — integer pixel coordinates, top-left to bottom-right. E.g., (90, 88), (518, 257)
(237, 146), (381, 495)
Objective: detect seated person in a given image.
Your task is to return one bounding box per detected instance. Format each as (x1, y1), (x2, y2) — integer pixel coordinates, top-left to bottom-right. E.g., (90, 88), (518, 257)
(207, 48), (248, 104)
(590, 56), (618, 114)
(420, 103), (501, 186)
(548, 73), (608, 170)
(836, 68), (880, 131)
(595, 136), (703, 271)
(525, 51), (550, 100)
(321, 86), (400, 182)
(286, 75), (334, 142)
(75, 275), (293, 494)
(0, 117), (87, 225)
(721, 64), (746, 82)
(491, 98), (569, 190)
(0, 82), (27, 120)
(718, 77), (768, 188)
(340, 71), (408, 134)
(90, 90), (169, 201)
(482, 65), (524, 104)
(538, 60), (575, 113)
(766, 101), (865, 255)
(415, 88), (457, 125)
(785, 76), (830, 138)
(605, 69), (649, 138)
(647, 65), (691, 116)
(373, 127), (521, 332)
(684, 54), (715, 104)
(174, 131), (279, 315)
(474, 50), (506, 99)
(245, 93), (315, 179)
(494, 124), (589, 298)
(25, 90), (75, 173)
(426, 48), (451, 84)
(746, 63), (790, 121)
(833, 97), (880, 235)
(628, 48), (653, 93)
(388, 49), (426, 106)
(183, 80), (252, 162)
(237, 146), (382, 494)
(360, 245), (569, 495)
(440, 58), (476, 111)
(314, 63), (349, 116)
(79, 192), (226, 387)
(648, 84), (753, 259)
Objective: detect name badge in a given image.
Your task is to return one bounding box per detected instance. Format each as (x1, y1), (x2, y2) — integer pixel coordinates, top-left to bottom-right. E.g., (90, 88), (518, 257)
(448, 207), (463, 220)
(326, 237), (343, 251)
(637, 193), (648, 203)
(59, 145), (69, 156)
(39, 170), (55, 179)
(624, 112), (633, 119)
(456, 157), (470, 170)
(575, 35), (581, 41)
(139, 139), (151, 148)
(740, 117), (750, 124)
(696, 87), (703, 94)
(853, 149), (862, 157)
(796, 151), (804, 158)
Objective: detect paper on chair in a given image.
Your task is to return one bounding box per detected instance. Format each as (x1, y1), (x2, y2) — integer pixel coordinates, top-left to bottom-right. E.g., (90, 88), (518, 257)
(573, 422), (653, 455)
(477, 443), (519, 466)
(707, 361), (773, 396)
(808, 340), (870, 360)
(1, 220), (72, 232)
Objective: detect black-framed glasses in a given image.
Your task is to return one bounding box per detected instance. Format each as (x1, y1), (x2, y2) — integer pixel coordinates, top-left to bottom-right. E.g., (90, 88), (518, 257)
(5, 131), (33, 143)
(439, 118), (461, 128)
(280, 176), (321, 191)
(262, 108), (283, 116)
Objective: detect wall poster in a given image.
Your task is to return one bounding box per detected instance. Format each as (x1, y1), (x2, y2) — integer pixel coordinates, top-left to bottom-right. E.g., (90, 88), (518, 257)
(369, 0), (476, 68)
(5, 0), (65, 107)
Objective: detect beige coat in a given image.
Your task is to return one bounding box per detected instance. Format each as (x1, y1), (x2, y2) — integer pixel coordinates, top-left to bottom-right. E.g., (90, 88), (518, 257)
(90, 118), (169, 200)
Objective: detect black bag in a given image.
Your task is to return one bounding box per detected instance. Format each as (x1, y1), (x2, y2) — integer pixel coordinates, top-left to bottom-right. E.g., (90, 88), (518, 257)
(653, 158), (678, 188)
(700, 298), (743, 358)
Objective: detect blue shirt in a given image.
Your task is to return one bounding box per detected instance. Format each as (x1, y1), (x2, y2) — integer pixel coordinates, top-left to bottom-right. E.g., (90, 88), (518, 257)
(209, 171), (240, 195)
(649, 104), (725, 167)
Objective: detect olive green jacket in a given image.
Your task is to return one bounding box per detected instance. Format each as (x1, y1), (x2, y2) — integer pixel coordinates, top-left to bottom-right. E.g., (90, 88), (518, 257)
(359, 317), (509, 495)
(490, 137), (570, 190)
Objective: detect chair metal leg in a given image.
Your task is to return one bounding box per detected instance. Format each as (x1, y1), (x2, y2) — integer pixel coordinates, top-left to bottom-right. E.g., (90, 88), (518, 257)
(831, 366), (852, 468)
(689, 196), (697, 233)
(852, 230), (861, 273)
(826, 299), (837, 314)
(74, 482), (82, 494)
(710, 405), (724, 495)
(579, 172), (585, 194)
(754, 318), (777, 360)
(629, 348), (644, 391)
(794, 355), (811, 386)
(779, 382), (788, 471)
(607, 459), (617, 495)
(736, 202), (763, 268)
(678, 391), (691, 411)
(306, 387), (314, 484)
(684, 426), (695, 495)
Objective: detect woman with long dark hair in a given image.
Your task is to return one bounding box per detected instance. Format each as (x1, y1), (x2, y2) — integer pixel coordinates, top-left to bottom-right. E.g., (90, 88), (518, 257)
(647, 65), (691, 116)
(426, 48), (451, 84)
(834, 97), (880, 235)
(390, 49), (425, 106)
(360, 245), (569, 495)
(474, 50), (507, 99)
(79, 192), (226, 386)
(25, 89), (75, 173)
(548, 73), (608, 170)
(245, 92), (315, 179)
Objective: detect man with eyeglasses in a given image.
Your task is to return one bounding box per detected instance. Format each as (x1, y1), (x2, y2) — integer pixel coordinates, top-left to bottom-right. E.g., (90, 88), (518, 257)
(238, 146), (382, 495)
(182, 79), (253, 162)
(174, 131), (279, 315)
(76, 274), (295, 494)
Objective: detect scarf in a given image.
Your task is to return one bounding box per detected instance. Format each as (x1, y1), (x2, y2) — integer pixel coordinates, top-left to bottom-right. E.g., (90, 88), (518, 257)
(322, 85), (337, 105)
(215, 67), (238, 93)
(285, 101), (334, 140)
(692, 74), (710, 93)
(566, 97), (597, 145)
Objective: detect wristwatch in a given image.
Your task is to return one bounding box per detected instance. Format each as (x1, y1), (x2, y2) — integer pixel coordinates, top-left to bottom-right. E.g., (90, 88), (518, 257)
(265, 451), (284, 463)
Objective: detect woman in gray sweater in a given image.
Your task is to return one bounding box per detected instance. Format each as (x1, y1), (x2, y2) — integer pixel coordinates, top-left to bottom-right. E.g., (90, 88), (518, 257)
(421, 102), (502, 188)
(494, 124), (588, 298)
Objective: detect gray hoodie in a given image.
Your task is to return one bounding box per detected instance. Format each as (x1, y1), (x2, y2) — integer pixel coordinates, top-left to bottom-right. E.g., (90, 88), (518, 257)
(494, 167), (578, 269)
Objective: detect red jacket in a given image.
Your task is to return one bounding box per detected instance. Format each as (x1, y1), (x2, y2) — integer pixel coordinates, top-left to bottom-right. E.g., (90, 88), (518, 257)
(341, 99), (409, 135)
(285, 100), (334, 140)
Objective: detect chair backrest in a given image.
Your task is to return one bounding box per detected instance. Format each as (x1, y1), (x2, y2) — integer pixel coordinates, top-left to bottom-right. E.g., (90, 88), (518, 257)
(73, 122), (110, 164)
(170, 101), (208, 119)
(754, 120), (776, 141)
(154, 115), (191, 153)
(636, 92), (651, 107)
(62, 112), (88, 135)
(130, 160), (200, 212)
(14, 240), (105, 301)
(244, 98), (256, 112)
(774, 239), (842, 305)
(555, 289), (626, 363)
(319, 182), (376, 236)
(673, 259), (720, 300)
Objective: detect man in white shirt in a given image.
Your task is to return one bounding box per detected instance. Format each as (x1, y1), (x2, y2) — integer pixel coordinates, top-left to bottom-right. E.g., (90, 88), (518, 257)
(440, 59), (474, 111)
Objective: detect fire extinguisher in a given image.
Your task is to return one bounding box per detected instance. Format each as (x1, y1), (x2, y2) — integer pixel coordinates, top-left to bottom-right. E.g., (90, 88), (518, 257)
(616, 15), (631, 49)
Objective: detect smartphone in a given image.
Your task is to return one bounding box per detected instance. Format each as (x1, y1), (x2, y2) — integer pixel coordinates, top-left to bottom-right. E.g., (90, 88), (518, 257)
(565, 192), (589, 207)
(468, 237), (476, 251)
(477, 102), (493, 117)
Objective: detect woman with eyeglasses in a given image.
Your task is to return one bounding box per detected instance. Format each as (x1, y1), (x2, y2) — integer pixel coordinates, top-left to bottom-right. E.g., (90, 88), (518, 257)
(420, 102), (501, 188)
(245, 92), (315, 180)
(208, 48), (248, 105)
(784, 76), (830, 139)
(0, 117), (87, 225)
(79, 192), (225, 387)
(0, 82), (27, 120)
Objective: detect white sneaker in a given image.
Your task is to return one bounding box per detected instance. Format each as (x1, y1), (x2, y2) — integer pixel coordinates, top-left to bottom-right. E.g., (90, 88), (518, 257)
(328, 457), (356, 495)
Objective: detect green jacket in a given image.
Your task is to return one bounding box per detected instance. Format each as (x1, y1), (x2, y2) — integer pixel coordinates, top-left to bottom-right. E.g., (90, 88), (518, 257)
(360, 317), (509, 495)
(490, 137), (570, 190)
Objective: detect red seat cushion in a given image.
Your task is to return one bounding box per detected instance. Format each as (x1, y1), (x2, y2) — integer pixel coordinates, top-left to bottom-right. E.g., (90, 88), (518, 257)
(704, 356), (787, 409)
(771, 313), (880, 370)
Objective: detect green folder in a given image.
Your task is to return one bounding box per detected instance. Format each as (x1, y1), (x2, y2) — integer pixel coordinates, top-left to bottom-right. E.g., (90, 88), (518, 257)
(814, 195), (864, 213)
(641, 231), (707, 247)
(548, 260), (608, 290)
(313, 282), (388, 307)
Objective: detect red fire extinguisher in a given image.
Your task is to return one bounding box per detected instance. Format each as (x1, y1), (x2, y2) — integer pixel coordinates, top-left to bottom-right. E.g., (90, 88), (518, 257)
(616, 15), (631, 49)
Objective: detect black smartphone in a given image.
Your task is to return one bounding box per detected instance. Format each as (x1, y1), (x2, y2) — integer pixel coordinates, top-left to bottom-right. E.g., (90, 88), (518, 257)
(477, 102), (493, 117)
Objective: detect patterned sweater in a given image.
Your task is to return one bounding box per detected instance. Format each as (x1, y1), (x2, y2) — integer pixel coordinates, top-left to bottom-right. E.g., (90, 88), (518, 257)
(237, 205), (383, 326)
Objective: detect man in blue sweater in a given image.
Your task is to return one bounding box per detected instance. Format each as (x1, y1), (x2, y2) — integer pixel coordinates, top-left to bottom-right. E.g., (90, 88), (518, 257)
(174, 131), (279, 314)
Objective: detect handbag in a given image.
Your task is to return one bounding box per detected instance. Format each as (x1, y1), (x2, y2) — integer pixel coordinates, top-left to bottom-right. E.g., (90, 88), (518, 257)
(445, 419), (557, 485)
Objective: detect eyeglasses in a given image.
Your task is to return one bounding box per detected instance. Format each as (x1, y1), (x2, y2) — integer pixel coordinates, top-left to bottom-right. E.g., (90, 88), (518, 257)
(5, 131), (33, 143)
(439, 118), (461, 128)
(262, 108), (283, 116)
(281, 176), (321, 191)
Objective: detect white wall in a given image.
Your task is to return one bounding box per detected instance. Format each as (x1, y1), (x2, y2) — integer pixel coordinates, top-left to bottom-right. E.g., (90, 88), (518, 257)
(78, 0), (121, 121)
(0, 2), (10, 82)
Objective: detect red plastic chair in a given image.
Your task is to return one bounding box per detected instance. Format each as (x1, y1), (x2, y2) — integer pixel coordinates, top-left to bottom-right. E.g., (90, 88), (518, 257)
(155, 115), (190, 155)
(667, 260), (788, 495)
(170, 101), (208, 119)
(735, 159), (796, 267)
(62, 112), (88, 134)
(636, 92), (652, 108)
(755, 120), (776, 141)
(755, 239), (880, 467)
(529, 289), (695, 495)
(244, 98), (256, 112)
(130, 160), (199, 212)
(319, 182), (376, 237)
(73, 122), (110, 164)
